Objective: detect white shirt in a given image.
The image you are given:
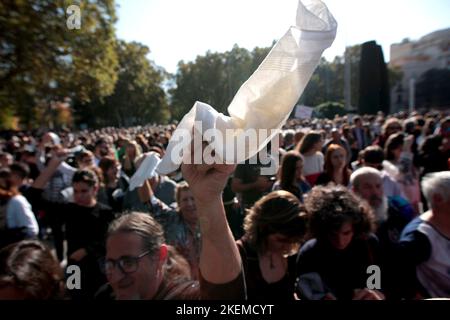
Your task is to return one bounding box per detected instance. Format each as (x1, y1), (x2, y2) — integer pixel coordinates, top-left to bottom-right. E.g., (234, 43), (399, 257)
(416, 222), (450, 298)
(6, 195), (39, 238)
(381, 171), (404, 198)
(302, 152), (324, 177)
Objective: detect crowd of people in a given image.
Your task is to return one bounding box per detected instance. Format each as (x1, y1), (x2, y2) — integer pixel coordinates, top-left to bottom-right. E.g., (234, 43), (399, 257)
(0, 109), (449, 300)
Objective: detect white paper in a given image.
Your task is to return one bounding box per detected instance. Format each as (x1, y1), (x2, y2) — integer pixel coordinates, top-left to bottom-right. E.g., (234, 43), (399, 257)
(295, 105), (314, 119)
(128, 152), (161, 191)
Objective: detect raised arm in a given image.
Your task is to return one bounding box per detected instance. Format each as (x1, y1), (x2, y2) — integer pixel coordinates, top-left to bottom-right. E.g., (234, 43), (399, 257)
(137, 179), (154, 204)
(181, 162), (244, 299)
(32, 152), (65, 190)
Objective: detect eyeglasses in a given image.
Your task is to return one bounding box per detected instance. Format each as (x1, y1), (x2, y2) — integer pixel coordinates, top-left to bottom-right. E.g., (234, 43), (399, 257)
(101, 251), (151, 276)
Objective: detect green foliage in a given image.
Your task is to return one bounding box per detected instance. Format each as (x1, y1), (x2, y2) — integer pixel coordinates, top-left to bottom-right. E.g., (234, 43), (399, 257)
(0, 0), (118, 129)
(315, 101), (347, 119)
(169, 45), (271, 120)
(297, 45), (361, 108)
(75, 41), (169, 127)
(0, 108), (18, 130)
(169, 43), (373, 121)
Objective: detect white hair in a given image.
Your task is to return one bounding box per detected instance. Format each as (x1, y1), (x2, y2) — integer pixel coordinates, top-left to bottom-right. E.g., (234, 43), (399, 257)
(350, 167), (382, 190)
(421, 171), (450, 206)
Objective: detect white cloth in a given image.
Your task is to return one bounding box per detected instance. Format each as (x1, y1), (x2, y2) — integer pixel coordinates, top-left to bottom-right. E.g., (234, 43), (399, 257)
(158, 0), (336, 175)
(129, 153), (161, 191)
(130, 0), (337, 188)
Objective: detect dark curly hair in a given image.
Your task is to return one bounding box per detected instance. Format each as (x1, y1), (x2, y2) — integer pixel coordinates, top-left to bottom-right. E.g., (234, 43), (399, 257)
(305, 185), (374, 241)
(243, 190), (308, 253)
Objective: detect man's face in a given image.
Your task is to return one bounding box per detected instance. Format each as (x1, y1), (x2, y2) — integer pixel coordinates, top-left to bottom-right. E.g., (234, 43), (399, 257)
(354, 175), (384, 209)
(331, 131), (340, 141)
(78, 155), (94, 169)
(96, 143), (109, 157)
(9, 172), (23, 188)
(73, 181), (97, 207)
(106, 233), (161, 300)
(0, 155), (12, 168)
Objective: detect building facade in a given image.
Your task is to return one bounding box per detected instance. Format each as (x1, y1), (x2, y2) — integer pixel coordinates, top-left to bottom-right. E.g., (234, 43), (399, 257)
(389, 28), (450, 112)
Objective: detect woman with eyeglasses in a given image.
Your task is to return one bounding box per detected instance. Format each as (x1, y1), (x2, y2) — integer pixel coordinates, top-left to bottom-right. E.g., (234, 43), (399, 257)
(98, 213), (194, 300)
(101, 161), (246, 300)
(236, 190), (308, 300)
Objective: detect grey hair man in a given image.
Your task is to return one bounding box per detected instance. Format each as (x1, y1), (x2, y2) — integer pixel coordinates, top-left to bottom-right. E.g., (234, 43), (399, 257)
(351, 167), (414, 247)
(397, 172), (450, 298)
(351, 167), (388, 223)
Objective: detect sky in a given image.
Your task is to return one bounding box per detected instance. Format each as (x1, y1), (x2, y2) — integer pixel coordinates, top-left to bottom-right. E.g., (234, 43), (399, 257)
(116, 0), (450, 74)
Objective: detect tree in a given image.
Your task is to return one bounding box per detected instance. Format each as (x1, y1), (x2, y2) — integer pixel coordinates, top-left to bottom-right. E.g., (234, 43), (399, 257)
(170, 44), (272, 121)
(345, 44), (361, 108)
(75, 41), (169, 127)
(299, 58), (331, 107)
(416, 69), (450, 109)
(315, 102), (347, 119)
(170, 51), (228, 120)
(0, 0), (118, 129)
(298, 57), (346, 107)
(358, 41), (390, 114)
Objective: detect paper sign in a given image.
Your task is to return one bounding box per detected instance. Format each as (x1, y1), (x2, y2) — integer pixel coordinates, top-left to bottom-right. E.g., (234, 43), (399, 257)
(295, 105), (314, 119)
